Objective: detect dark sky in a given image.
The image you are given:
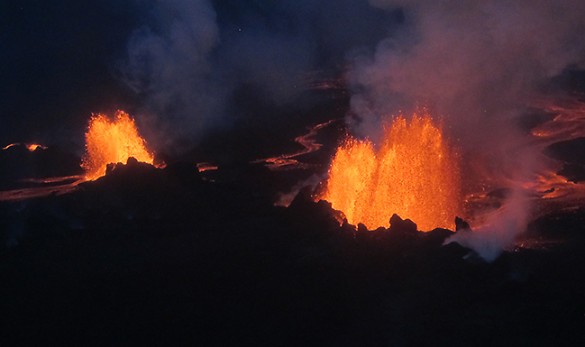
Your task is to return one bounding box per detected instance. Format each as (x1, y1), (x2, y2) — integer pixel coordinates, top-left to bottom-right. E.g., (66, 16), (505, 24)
(0, 1), (143, 147)
(5, 0), (582, 158)
(0, 0), (396, 152)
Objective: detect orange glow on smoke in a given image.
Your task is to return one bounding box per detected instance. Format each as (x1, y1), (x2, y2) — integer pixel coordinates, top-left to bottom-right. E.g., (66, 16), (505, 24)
(320, 111), (460, 231)
(81, 111), (154, 180)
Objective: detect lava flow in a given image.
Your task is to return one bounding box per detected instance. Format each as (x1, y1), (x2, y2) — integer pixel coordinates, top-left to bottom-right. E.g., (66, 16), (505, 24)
(253, 119), (338, 170)
(82, 111), (154, 180)
(526, 96), (585, 214)
(2, 143), (47, 151)
(320, 111), (460, 231)
(0, 111), (155, 201)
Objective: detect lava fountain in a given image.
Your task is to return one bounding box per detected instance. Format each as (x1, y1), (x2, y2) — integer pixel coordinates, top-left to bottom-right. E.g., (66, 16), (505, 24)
(320, 110), (461, 231)
(82, 110), (154, 180)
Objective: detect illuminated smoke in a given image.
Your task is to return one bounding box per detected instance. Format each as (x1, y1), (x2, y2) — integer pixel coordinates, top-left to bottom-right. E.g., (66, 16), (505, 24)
(348, 0), (585, 260)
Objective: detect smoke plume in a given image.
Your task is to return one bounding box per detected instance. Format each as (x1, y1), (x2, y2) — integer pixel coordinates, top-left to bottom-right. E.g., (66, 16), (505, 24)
(123, 0), (221, 153)
(122, 0), (394, 154)
(349, 0), (585, 260)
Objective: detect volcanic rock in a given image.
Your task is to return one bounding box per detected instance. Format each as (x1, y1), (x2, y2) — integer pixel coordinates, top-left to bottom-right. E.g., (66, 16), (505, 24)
(288, 187), (346, 233)
(165, 161), (201, 181)
(423, 227), (455, 246)
(546, 137), (585, 165)
(455, 216), (471, 231)
(0, 144), (82, 190)
(356, 223), (369, 233)
(2, 156), (585, 346)
(288, 186), (316, 209)
(104, 156), (150, 175)
(545, 137), (585, 183)
(389, 213), (417, 234)
(558, 163), (585, 183)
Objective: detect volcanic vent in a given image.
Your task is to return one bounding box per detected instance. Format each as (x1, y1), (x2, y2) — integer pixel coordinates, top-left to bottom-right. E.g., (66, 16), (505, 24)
(82, 111), (155, 180)
(320, 110), (461, 231)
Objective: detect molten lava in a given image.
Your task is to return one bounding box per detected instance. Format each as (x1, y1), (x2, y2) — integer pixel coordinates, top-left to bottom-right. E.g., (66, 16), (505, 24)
(26, 144), (47, 151)
(2, 143), (47, 151)
(82, 111), (154, 180)
(253, 119), (338, 171)
(320, 111), (460, 231)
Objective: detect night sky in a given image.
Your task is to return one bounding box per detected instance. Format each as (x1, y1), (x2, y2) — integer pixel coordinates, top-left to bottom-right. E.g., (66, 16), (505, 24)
(0, 1), (140, 146)
(2, 1), (585, 155)
(0, 1), (396, 153)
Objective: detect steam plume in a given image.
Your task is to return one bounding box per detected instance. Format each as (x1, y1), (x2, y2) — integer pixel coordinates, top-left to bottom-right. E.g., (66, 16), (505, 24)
(448, 190), (531, 262)
(123, 0), (221, 153)
(350, 0), (585, 260)
(121, 0), (393, 153)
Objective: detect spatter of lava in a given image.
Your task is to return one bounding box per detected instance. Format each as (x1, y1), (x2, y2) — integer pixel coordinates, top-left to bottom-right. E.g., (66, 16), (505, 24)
(82, 111), (154, 180)
(320, 110), (461, 231)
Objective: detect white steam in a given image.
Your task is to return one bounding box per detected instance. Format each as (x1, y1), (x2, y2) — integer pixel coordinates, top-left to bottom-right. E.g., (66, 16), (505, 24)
(446, 190), (531, 262)
(351, 0), (585, 260)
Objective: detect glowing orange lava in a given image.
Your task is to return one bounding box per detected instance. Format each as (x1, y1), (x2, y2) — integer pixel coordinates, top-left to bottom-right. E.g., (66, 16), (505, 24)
(320, 111), (461, 231)
(81, 111), (154, 180)
(2, 143), (47, 151)
(26, 143), (47, 151)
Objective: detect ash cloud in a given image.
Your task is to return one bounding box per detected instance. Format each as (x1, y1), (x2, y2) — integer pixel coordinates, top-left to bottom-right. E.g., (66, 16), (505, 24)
(350, 0), (585, 260)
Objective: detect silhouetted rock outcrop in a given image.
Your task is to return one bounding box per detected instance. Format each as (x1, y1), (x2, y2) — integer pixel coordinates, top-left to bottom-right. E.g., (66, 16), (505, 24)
(357, 223), (369, 233)
(455, 216), (471, 231)
(389, 213), (417, 234)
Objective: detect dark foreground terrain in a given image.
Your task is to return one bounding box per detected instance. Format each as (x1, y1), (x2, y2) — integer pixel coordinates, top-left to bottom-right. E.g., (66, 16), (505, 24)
(1, 159), (584, 346)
